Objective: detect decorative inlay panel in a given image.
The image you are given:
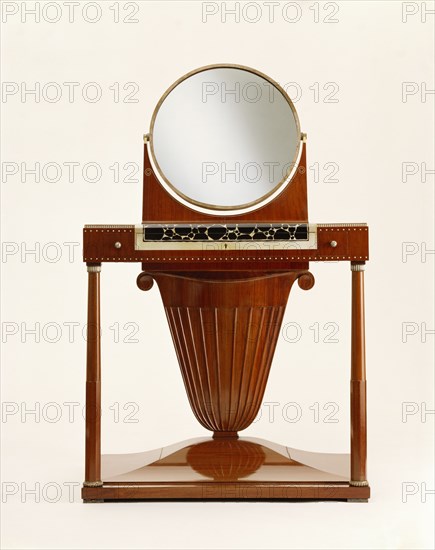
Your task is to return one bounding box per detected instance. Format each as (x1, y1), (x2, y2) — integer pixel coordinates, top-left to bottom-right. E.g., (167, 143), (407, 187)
(83, 224), (369, 262)
(143, 223), (309, 242)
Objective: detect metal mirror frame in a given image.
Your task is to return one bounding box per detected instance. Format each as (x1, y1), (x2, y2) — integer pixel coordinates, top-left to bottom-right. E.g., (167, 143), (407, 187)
(148, 64), (302, 214)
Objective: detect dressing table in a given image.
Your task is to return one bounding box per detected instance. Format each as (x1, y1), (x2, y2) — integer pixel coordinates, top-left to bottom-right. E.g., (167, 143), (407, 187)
(81, 65), (370, 502)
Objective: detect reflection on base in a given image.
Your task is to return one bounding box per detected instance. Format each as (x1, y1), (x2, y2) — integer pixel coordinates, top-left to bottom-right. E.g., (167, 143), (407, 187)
(81, 437), (370, 501)
(101, 436), (349, 483)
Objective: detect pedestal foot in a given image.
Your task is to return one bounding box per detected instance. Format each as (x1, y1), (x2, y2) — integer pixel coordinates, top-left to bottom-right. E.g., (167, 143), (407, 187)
(213, 431), (238, 439)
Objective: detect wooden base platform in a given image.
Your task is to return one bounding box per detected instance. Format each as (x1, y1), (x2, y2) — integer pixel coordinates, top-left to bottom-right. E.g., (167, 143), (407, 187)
(82, 437), (370, 502)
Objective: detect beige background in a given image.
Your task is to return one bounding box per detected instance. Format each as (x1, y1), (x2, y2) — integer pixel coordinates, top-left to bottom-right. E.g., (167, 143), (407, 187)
(1, 1), (434, 549)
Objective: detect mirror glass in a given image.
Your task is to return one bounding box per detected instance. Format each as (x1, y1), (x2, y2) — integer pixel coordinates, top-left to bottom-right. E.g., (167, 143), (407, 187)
(150, 65), (301, 212)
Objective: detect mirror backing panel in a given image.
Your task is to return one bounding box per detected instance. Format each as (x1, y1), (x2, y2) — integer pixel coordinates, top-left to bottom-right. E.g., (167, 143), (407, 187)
(142, 141), (308, 223)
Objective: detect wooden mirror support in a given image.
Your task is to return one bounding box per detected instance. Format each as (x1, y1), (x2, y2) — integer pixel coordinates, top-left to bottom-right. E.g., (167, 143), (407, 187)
(82, 113), (369, 504)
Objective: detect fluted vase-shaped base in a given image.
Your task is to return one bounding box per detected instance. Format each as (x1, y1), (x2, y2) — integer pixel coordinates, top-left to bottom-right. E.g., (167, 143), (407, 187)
(153, 271), (301, 435)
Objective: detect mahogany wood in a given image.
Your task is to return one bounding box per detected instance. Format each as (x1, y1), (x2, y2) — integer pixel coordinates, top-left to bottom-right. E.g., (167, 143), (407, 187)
(83, 225), (369, 266)
(351, 265), (367, 484)
(152, 271), (307, 434)
(136, 272), (154, 291)
(81, 137), (370, 501)
(83, 482), (369, 501)
(297, 271), (315, 290)
(85, 266), (102, 486)
(81, 436), (370, 501)
(142, 143), (308, 223)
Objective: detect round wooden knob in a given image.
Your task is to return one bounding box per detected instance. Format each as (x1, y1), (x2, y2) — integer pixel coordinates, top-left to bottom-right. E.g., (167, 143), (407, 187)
(136, 272), (154, 291)
(297, 272), (315, 291)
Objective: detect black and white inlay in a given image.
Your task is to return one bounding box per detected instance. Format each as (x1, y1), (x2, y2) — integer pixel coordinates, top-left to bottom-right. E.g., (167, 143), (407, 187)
(143, 223), (308, 242)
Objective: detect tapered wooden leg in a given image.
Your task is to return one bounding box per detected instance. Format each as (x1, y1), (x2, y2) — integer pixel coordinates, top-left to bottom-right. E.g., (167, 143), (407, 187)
(350, 262), (368, 486)
(84, 264), (102, 487)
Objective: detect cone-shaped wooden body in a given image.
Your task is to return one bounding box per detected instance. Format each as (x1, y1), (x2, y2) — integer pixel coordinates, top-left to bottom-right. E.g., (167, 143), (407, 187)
(154, 272), (298, 435)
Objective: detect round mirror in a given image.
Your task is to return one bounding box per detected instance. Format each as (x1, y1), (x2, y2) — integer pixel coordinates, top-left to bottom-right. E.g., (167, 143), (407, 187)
(149, 64), (301, 213)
